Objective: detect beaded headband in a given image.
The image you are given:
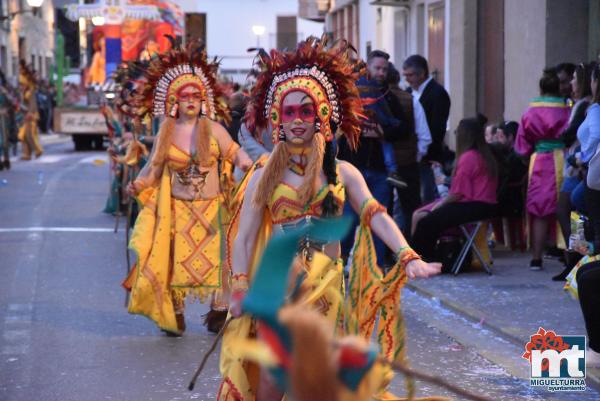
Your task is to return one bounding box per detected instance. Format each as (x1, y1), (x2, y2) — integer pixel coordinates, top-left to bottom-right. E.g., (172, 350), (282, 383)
(245, 35), (365, 150)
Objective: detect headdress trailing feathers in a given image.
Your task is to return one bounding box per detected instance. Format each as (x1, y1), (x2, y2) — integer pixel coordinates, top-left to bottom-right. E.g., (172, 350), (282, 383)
(113, 60), (149, 118)
(19, 60), (37, 92)
(135, 37), (230, 124)
(245, 35), (365, 149)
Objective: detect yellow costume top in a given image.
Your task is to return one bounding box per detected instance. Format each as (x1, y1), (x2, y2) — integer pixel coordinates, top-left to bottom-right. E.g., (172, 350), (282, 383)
(167, 137), (220, 171)
(267, 175), (345, 225)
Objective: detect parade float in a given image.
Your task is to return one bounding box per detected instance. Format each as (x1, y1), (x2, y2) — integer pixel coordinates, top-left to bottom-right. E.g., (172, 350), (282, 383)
(54, 0), (182, 150)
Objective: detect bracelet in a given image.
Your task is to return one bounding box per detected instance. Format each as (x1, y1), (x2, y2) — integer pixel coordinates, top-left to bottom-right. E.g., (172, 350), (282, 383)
(360, 198), (387, 226)
(231, 272), (249, 292)
(397, 247), (421, 268)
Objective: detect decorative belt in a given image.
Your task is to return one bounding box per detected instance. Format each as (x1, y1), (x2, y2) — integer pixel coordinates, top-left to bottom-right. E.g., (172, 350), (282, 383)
(535, 139), (564, 153)
(276, 215), (328, 258)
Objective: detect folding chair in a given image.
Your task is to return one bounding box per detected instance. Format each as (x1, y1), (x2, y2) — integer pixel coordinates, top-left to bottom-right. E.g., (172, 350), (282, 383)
(451, 221), (493, 275)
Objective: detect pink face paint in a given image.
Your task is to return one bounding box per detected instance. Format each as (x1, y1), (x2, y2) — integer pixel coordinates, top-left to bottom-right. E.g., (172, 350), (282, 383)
(281, 103), (316, 123)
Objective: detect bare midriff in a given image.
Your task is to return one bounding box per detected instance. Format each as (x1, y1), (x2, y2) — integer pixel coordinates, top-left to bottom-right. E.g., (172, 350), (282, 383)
(170, 163), (221, 201)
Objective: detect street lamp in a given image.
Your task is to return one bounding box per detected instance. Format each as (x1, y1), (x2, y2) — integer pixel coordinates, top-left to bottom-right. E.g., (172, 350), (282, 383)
(27, 0), (44, 8)
(252, 25), (266, 47)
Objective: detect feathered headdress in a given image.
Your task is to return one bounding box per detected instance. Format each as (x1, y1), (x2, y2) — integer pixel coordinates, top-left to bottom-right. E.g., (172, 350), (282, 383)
(19, 59), (37, 92)
(112, 60), (148, 118)
(245, 35), (365, 150)
(135, 38), (230, 124)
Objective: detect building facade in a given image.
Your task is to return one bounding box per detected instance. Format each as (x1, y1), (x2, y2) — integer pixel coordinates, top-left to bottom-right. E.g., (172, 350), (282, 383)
(315, 0), (600, 146)
(178, 0), (324, 83)
(0, 0), (55, 83)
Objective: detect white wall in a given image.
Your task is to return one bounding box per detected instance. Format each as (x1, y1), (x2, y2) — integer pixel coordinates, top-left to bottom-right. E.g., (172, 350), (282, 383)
(178, 0), (323, 81)
(9, 0), (55, 79)
(504, 0), (546, 122)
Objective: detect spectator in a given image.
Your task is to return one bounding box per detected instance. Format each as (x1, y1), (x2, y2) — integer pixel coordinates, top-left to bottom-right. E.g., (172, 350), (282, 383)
(338, 49), (410, 264)
(554, 62), (596, 280)
(484, 123), (496, 144)
(515, 68), (571, 270)
(576, 63), (600, 364)
(576, 258), (600, 368)
(411, 118), (498, 262)
(386, 62), (431, 236)
(556, 62), (576, 100)
(225, 91), (247, 144)
(403, 54), (451, 203)
(493, 121), (528, 219)
(581, 63), (600, 253)
(36, 81), (49, 134)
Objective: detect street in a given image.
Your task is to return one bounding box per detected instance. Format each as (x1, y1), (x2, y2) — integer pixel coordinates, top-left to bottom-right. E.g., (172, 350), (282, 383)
(1, 137), (600, 401)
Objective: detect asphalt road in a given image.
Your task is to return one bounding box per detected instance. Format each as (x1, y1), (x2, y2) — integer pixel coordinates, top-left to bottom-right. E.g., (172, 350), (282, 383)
(1, 140), (599, 401)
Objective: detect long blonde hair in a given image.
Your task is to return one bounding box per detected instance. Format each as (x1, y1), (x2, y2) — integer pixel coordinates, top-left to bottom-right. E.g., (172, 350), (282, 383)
(150, 115), (213, 171)
(252, 132), (325, 208)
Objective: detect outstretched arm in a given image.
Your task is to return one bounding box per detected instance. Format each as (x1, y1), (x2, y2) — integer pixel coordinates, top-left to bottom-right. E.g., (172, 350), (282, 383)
(339, 161), (441, 279)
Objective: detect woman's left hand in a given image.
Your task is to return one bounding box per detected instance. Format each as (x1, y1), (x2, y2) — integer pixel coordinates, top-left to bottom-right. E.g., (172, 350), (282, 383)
(239, 158), (252, 172)
(405, 259), (442, 279)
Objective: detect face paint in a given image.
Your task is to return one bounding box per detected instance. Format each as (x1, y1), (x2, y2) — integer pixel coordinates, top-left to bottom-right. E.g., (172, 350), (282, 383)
(281, 103), (316, 123)
(178, 91), (203, 103)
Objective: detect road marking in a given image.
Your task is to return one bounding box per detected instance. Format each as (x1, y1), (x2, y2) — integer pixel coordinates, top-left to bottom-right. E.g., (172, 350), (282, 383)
(0, 227), (115, 233)
(78, 155), (108, 164)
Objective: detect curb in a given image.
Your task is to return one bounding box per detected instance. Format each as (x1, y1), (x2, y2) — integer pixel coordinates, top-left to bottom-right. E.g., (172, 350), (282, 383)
(40, 134), (72, 146)
(406, 281), (600, 389)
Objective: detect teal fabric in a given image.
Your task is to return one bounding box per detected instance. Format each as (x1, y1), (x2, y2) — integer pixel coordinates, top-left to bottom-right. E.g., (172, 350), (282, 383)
(535, 139), (565, 153)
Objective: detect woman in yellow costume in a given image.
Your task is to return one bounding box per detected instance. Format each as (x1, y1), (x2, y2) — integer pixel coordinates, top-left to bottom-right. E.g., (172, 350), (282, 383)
(218, 37), (442, 401)
(18, 60), (43, 160)
(123, 41), (252, 336)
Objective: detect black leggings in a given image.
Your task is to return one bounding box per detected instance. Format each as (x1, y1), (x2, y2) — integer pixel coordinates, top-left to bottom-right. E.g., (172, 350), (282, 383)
(577, 260), (600, 352)
(412, 201), (497, 260)
(584, 184), (600, 250)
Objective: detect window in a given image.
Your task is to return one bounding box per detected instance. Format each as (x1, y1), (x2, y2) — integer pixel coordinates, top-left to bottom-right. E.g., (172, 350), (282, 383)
(0, 0), (8, 18)
(46, 57), (52, 79)
(184, 13), (206, 47)
(276, 16), (297, 51)
(0, 46), (7, 72)
(18, 37), (25, 62)
(12, 56), (17, 79)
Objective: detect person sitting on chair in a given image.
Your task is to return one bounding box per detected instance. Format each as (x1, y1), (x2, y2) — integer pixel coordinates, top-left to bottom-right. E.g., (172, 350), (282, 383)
(411, 117), (498, 261)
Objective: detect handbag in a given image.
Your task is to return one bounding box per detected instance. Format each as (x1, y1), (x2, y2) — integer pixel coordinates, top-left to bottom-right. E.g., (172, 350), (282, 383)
(587, 144), (600, 190)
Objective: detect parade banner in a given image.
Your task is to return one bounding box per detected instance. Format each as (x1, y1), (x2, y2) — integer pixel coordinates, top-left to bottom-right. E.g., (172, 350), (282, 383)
(56, 109), (108, 134)
(121, 0), (184, 61)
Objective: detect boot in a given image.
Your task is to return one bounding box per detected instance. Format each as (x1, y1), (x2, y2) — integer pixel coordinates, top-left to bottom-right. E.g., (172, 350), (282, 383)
(552, 251), (582, 281)
(203, 309), (227, 334)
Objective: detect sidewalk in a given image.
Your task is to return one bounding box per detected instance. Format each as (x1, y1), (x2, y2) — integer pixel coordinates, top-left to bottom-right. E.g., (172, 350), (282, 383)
(39, 132), (71, 146)
(407, 247), (600, 386)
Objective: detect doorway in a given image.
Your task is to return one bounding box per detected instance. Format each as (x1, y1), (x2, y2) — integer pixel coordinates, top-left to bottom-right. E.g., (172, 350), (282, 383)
(427, 2), (445, 85)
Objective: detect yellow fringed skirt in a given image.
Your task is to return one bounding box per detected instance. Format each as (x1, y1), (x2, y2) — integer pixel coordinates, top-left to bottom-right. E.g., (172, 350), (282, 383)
(170, 195), (226, 303)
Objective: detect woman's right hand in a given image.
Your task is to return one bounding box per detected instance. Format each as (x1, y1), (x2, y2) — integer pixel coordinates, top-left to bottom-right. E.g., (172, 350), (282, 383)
(126, 180), (142, 197)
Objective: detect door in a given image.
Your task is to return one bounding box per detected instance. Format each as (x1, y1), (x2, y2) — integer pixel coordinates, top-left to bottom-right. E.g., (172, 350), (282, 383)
(185, 13), (207, 47)
(277, 16), (297, 51)
(427, 2), (445, 85)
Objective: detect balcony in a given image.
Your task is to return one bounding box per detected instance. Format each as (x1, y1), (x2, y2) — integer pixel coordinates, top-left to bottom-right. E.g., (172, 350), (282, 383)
(298, 0), (330, 22)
